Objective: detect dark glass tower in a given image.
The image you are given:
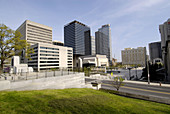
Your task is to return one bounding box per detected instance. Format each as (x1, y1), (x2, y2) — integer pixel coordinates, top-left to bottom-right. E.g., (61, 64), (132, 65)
(95, 24), (112, 65)
(64, 20), (91, 55)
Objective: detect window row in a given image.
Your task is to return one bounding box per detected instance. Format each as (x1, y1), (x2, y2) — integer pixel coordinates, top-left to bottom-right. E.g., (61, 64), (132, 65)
(40, 47), (59, 50)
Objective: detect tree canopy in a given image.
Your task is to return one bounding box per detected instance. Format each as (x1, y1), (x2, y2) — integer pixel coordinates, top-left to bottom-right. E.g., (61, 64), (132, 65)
(0, 24), (33, 69)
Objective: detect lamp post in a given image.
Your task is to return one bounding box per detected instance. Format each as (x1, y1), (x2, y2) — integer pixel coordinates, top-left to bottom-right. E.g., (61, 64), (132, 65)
(135, 65), (138, 80)
(146, 59), (150, 84)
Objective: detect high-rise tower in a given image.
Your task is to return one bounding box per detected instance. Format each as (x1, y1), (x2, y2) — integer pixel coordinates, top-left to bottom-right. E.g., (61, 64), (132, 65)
(95, 24), (112, 65)
(64, 20), (91, 56)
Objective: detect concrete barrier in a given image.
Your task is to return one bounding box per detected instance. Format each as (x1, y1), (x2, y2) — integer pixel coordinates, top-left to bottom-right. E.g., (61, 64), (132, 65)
(89, 74), (113, 80)
(0, 73), (87, 91)
(0, 81), (10, 91)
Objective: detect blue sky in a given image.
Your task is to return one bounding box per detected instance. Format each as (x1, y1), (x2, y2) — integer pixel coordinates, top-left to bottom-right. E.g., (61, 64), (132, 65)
(0, 0), (170, 61)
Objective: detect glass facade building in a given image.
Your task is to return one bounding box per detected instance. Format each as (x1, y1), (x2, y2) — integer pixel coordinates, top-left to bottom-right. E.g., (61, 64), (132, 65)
(64, 20), (91, 55)
(95, 24), (112, 65)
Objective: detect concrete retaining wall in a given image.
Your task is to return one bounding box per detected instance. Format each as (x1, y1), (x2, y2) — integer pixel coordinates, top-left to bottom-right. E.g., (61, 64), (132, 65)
(0, 81), (10, 91)
(89, 74), (119, 80)
(0, 73), (86, 91)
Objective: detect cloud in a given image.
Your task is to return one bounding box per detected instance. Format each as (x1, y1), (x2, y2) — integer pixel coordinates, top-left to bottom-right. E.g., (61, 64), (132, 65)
(105, 0), (165, 19)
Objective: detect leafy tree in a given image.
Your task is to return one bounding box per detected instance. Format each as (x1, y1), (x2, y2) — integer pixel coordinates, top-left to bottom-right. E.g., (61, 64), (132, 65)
(0, 24), (33, 69)
(12, 31), (34, 60)
(111, 77), (124, 91)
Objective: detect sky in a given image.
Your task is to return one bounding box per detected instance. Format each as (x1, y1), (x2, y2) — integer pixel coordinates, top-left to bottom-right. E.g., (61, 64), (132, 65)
(0, 0), (170, 61)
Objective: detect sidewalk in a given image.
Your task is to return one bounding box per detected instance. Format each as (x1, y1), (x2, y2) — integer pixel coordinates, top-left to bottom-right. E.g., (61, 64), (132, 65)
(124, 80), (170, 87)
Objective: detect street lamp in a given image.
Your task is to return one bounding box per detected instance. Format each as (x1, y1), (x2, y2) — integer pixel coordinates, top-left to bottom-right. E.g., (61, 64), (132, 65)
(135, 65), (138, 80)
(146, 59), (150, 84)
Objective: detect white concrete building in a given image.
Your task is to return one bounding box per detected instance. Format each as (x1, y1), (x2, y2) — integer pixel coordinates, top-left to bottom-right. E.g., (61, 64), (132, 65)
(121, 47), (147, 66)
(17, 20), (52, 45)
(11, 56), (33, 73)
(16, 20), (73, 71)
(29, 43), (73, 71)
(78, 54), (109, 68)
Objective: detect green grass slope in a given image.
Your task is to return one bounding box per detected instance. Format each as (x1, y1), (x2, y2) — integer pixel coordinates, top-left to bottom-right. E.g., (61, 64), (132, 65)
(0, 88), (169, 114)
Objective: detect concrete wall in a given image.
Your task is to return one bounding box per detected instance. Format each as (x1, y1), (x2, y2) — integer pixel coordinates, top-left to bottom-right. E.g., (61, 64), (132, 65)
(0, 73), (85, 91)
(0, 81), (10, 91)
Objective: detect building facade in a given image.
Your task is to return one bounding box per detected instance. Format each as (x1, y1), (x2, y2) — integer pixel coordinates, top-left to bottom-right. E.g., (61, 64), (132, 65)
(159, 19), (170, 81)
(121, 47), (147, 66)
(78, 54), (109, 68)
(17, 20), (52, 45)
(91, 36), (96, 55)
(95, 24), (112, 65)
(17, 20), (73, 71)
(149, 41), (162, 62)
(64, 20), (91, 55)
(29, 43), (73, 71)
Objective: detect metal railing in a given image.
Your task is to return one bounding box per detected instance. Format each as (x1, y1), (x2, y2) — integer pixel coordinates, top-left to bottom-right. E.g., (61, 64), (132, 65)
(0, 67), (84, 82)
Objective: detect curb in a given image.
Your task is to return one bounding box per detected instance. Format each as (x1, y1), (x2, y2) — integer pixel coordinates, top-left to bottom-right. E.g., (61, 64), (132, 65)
(124, 80), (170, 87)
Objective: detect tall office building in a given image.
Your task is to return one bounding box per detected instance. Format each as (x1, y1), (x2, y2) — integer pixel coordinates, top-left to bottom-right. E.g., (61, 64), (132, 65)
(17, 20), (73, 71)
(91, 36), (96, 55)
(17, 20), (52, 45)
(95, 24), (112, 65)
(121, 47), (147, 66)
(95, 31), (108, 56)
(149, 41), (162, 62)
(159, 19), (170, 81)
(64, 20), (91, 55)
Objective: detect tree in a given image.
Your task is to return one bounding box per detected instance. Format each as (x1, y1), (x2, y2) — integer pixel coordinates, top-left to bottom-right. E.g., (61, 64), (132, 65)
(0, 24), (33, 69)
(111, 77), (124, 91)
(141, 63), (164, 81)
(12, 31), (34, 60)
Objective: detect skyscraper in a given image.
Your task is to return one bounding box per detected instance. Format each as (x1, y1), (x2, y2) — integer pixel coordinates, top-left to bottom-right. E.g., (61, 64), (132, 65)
(159, 19), (170, 81)
(95, 24), (112, 65)
(64, 20), (91, 55)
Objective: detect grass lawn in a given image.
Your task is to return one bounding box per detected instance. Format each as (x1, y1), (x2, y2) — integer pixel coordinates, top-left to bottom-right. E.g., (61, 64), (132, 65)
(0, 88), (170, 114)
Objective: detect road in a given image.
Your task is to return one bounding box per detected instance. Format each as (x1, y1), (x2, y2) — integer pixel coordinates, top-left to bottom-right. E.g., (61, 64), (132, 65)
(85, 78), (170, 99)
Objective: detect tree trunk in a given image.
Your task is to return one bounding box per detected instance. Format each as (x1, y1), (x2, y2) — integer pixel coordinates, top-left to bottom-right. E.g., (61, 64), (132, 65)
(1, 60), (4, 70)
(117, 88), (119, 91)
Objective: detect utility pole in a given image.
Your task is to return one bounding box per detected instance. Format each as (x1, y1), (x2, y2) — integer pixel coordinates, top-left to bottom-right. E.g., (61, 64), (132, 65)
(135, 65), (138, 80)
(128, 67), (132, 80)
(147, 59), (150, 84)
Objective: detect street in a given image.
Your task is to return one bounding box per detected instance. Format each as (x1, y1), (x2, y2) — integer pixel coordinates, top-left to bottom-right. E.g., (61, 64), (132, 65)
(86, 78), (170, 100)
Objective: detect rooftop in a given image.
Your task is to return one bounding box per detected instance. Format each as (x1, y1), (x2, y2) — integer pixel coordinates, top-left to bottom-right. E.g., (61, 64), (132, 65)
(64, 20), (89, 28)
